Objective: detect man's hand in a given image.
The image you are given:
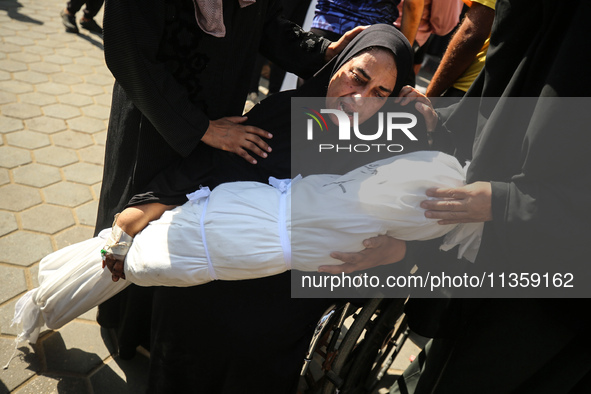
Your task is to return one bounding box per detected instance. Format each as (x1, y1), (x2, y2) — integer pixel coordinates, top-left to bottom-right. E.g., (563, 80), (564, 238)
(421, 182), (493, 225)
(201, 116), (273, 164)
(102, 254), (126, 282)
(324, 26), (368, 62)
(319, 235), (406, 274)
(395, 86), (438, 131)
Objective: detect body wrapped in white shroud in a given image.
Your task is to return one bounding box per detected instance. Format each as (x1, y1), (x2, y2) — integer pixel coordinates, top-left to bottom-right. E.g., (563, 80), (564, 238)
(13, 151), (482, 342)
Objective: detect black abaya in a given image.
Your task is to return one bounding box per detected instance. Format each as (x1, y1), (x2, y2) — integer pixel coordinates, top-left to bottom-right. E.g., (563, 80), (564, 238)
(394, 1), (591, 392)
(97, 0), (330, 357)
(144, 25), (421, 393)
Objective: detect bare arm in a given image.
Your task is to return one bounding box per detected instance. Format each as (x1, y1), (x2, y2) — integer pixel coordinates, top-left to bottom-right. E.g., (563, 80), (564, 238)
(426, 3), (494, 97)
(115, 203), (177, 237)
(103, 202), (176, 282)
(400, 0), (425, 46)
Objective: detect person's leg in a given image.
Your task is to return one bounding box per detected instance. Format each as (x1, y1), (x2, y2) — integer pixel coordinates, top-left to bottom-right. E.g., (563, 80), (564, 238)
(65, 0), (85, 15)
(81, 0), (104, 19)
(413, 42), (427, 75)
(61, 0), (85, 33)
(79, 0), (104, 34)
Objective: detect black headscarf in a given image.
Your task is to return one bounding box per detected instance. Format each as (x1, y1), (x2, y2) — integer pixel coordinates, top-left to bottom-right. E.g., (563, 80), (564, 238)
(128, 24), (416, 206)
(300, 24), (413, 98)
(331, 23), (412, 96)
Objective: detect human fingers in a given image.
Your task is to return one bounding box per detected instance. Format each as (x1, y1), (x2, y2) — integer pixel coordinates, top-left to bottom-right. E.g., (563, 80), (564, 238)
(425, 187), (467, 199)
(394, 85), (418, 103)
(400, 91), (427, 107)
(242, 125), (273, 154)
(321, 249), (373, 274)
(362, 235), (407, 265)
(415, 101), (438, 132)
(323, 248), (370, 273)
(321, 250), (396, 274)
(421, 198), (465, 212)
(103, 254), (126, 280)
(423, 183), (492, 224)
(318, 262), (359, 275)
(325, 26), (368, 61)
(224, 131), (262, 164)
(111, 269), (126, 283)
(361, 234), (394, 249)
(394, 87), (438, 130)
(340, 25), (368, 42)
(203, 120), (271, 164)
(239, 137), (268, 160)
(103, 254), (117, 273)
(323, 238), (406, 274)
(395, 86), (425, 105)
(112, 260), (126, 280)
(235, 147), (259, 165)
(226, 127), (273, 163)
(424, 209), (470, 224)
(215, 116), (274, 141)
(243, 124), (273, 140)
(328, 250), (365, 265)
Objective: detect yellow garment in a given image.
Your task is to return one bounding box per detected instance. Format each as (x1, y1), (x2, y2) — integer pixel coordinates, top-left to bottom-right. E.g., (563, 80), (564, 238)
(452, 0), (496, 92)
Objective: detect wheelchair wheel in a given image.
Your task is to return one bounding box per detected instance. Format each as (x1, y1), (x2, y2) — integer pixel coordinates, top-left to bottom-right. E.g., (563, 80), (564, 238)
(337, 299), (408, 393)
(299, 298), (408, 394)
(321, 298), (406, 394)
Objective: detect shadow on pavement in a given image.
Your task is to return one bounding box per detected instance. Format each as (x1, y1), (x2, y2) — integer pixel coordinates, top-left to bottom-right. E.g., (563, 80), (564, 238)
(0, 0), (43, 24)
(77, 32), (104, 51)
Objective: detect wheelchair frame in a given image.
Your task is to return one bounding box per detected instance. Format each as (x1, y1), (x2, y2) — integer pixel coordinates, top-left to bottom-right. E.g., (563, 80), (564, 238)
(299, 297), (410, 394)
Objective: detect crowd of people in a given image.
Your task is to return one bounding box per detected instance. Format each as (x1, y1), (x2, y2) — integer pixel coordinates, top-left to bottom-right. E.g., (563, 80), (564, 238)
(49, 0), (591, 392)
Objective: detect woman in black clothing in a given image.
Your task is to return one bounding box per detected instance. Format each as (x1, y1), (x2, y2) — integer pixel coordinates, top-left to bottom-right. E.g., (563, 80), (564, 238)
(390, 1), (591, 392)
(98, 0), (364, 359)
(102, 24), (425, 393)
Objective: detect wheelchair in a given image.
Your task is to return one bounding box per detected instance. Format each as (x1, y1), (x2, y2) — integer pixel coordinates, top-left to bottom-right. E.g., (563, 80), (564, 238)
(298, 297), (410, 394)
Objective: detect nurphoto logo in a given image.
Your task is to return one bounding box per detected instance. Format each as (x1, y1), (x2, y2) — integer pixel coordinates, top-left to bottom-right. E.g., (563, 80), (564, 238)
(304, 108), (418, 153)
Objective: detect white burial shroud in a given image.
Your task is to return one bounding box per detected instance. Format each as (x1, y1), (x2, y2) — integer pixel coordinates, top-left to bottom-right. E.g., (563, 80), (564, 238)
(13, 151), (483, 343)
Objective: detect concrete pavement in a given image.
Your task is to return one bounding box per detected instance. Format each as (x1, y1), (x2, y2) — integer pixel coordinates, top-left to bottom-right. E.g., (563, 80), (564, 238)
(0, 0), (149, 392)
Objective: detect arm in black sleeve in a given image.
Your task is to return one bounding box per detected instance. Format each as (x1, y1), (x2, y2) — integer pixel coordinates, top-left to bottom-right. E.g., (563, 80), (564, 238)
(259, 4), (330, 80)
(477, 98), (591, 266)
(103, 0), (210, 157)
(125, 92), (295, 208)
(490, 176), (591, 265)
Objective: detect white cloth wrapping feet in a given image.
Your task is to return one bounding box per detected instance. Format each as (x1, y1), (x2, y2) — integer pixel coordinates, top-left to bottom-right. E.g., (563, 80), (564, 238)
(12, 232), (130, 343)
(13, 151), (483, 343)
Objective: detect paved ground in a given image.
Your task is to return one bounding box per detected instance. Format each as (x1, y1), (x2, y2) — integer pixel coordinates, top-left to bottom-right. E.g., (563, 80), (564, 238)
(0, 1), (150, 392)
(0, 1), (426, 393)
